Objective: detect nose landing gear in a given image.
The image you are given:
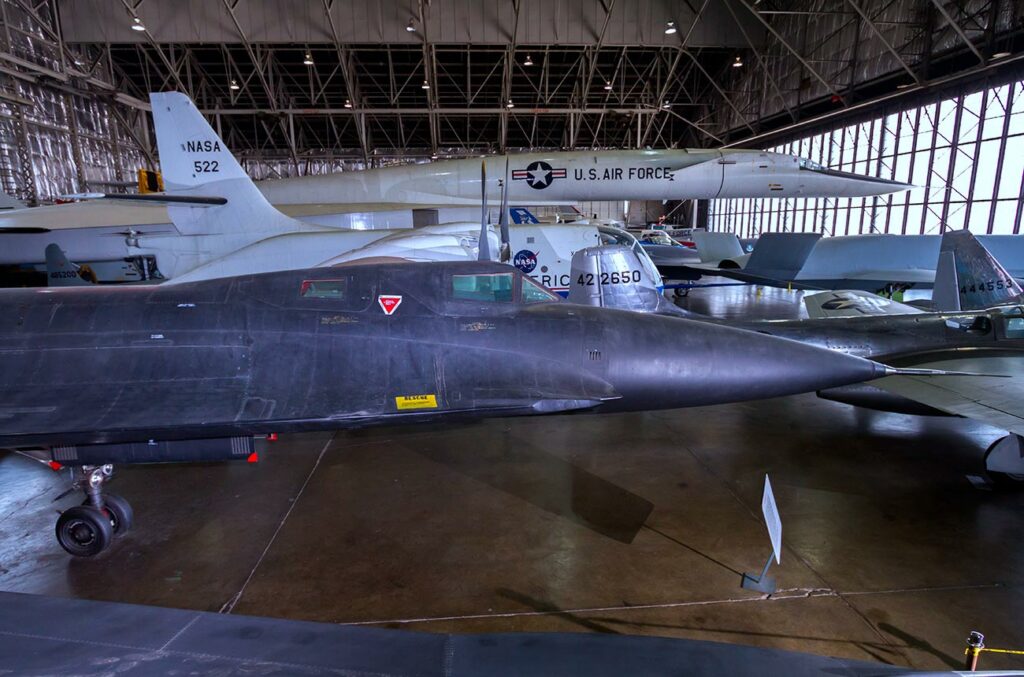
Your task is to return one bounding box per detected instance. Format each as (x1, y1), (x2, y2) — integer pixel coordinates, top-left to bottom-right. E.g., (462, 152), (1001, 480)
(54, 465), (133, 557)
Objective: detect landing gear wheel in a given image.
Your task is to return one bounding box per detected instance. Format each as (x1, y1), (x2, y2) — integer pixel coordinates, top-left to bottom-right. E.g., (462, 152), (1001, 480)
(983, 435), (1024, 489)
(83, 493), (133, 535)
(56, 505), (113, 557)
(673, 287), (689, 298)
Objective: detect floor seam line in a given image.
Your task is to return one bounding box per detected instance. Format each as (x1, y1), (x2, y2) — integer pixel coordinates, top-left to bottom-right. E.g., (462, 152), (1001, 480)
(219, 433), (334, 614)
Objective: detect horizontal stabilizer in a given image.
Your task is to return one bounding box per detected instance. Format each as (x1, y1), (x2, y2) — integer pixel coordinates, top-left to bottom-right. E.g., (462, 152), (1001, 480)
(64, 193), (227, 207)
(804, 290), (923, 318)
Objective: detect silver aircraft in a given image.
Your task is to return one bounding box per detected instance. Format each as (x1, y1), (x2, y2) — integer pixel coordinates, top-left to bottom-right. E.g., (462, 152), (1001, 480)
(567, 229), (1024, 483)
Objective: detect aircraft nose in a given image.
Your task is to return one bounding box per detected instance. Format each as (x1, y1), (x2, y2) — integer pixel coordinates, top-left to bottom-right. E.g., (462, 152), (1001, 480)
(601, 314), (889, 409)
(804, 167), (914, 197)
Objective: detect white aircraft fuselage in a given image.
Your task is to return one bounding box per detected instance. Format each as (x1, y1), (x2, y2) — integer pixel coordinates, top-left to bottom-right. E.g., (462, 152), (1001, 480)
(257, 149), (911, 207)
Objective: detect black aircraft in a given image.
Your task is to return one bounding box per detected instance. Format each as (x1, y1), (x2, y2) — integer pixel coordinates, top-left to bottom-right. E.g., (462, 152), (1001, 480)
(0, 256), (915, 556)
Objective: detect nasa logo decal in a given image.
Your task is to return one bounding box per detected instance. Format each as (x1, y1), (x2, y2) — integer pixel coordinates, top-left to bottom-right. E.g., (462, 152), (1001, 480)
(377, 295), (403, 315)
(512, 161), (567, 190)
(513, 249), (538, 274)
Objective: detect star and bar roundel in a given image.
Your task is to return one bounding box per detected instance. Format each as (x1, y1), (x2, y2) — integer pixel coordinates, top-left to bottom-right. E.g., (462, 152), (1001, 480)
(511, 161), (567, 190)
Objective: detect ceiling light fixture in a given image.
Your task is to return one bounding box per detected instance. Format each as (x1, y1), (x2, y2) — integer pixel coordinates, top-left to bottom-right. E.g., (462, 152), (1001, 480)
(732, 55), (743, 68)
(524, 54), (534, 66)
(506, 99), (514, 109)
(406, 18), (416, 32)
(664, 21), (677, 35)
(229, 79), (240, 91)
(130, 16), (146, 31)
(344, 99), (352, 108)
(604, 81), (612, 90)
(992, 51), (1011, 59)
(303, 52), (314, 65)
(431, 153), (438, 160)
(421, 79), (430, 89)
(661, 101), (670, 109)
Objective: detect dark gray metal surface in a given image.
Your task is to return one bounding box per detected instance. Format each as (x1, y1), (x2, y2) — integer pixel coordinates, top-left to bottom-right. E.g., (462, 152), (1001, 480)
(0, 259), (890, 454)
(0, 591), (966, 676)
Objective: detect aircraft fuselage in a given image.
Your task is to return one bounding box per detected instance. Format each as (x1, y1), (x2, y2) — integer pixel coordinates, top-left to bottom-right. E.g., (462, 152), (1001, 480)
(0, 261), (889, 454)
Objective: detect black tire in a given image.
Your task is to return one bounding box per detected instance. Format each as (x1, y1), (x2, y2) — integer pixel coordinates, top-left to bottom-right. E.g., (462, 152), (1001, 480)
(100, 494), (134, 535)
(56, 506), (113, 557)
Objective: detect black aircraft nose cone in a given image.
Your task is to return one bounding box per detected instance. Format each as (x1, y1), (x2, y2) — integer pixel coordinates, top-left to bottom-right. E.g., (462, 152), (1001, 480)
(597, 311), (888, 410)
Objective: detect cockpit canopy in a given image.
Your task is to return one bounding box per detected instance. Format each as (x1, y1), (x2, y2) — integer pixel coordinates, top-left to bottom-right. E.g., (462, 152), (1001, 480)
(288, 261), (560, 316)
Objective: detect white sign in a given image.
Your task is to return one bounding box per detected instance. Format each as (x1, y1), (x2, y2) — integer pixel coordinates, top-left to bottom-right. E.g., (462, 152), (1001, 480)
(762, 474), (782, 564)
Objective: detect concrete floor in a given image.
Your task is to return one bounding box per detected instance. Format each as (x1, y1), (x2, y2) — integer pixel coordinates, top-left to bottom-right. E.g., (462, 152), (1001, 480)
(1, 281), (1023, 672)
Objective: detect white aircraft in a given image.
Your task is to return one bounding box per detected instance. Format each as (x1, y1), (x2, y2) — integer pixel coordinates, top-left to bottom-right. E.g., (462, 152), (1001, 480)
(0, 89), (912, 277)
(256, 147), (912, 217)
(29, 92), (659, 295)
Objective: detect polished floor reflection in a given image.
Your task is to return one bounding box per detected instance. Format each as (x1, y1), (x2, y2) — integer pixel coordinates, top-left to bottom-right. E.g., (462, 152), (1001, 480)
(0, 281), (1021, 672)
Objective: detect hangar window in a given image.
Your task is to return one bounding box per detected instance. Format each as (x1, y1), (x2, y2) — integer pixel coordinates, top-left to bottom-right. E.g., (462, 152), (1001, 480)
(522, 277), (559, 304)
(452, 273), (514, 302)
(300, 279), (348, 299)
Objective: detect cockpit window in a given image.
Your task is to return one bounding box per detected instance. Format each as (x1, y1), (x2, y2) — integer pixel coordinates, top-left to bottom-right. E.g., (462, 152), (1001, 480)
(300, 279), (347, 299)
(1004, 316), (1024, 338)
(452, 273), (514, 302)
(522, 276), (559, 304)
(798, 158), (825, 171)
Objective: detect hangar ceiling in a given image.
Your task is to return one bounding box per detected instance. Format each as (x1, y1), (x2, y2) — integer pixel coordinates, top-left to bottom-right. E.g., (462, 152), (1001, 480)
(0, 0), (1022, 199)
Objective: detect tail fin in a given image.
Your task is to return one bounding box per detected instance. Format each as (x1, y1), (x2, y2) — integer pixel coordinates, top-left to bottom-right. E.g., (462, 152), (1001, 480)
(743, 232), (821, 280)
(509, 207), (540, 225)
(45, 243), (94, 287)
(932, 229), (1023, 311)
(150, 92), (314, 237)
(692, 231), (744, 263)
(567, 245), (693, 317)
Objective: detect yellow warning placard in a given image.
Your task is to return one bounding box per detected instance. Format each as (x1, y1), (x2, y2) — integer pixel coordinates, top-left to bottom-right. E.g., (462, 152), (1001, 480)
(395, 394), (438, 410)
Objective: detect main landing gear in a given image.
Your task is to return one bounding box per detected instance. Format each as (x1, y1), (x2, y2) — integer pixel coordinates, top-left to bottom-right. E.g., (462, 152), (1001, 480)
(984, 435), (1024, 487)
(54, 465), (133, 557)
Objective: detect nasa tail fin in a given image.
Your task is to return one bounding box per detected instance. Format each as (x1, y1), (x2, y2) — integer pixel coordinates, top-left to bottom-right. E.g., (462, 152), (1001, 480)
(45, 243), (94, 287)
(743, 232), (821, 280)
(150, 91), (316, 237)
(567, 245), (696, 318)
(932, 229), (1023, 311)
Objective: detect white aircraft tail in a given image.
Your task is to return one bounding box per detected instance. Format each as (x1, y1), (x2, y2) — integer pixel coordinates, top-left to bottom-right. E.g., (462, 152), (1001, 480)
(932, 229), (1023, 311)
(692, 231), (745, 264)
(150, 91), (316, 237)
(567, 245), (697, 317)
(45, 243), (93, 287)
